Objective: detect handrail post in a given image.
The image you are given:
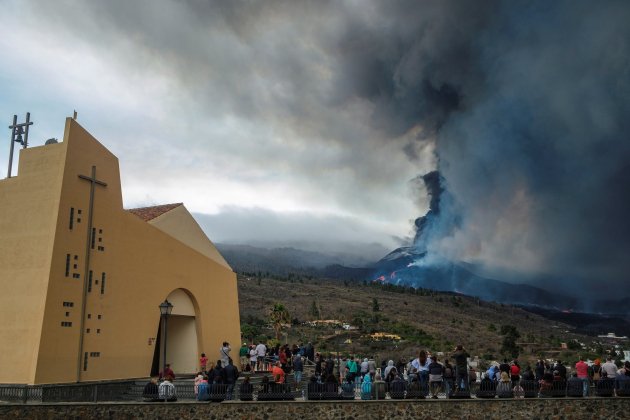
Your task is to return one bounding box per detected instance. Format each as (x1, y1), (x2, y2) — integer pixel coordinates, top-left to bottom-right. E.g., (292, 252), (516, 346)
(22, 386), (28, 404)
(93, 384), (98, 403)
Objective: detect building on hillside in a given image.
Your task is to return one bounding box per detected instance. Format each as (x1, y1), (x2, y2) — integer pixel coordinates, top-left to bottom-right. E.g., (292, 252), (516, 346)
(0, 118), (240, 384)
(597, 332), (629, 342)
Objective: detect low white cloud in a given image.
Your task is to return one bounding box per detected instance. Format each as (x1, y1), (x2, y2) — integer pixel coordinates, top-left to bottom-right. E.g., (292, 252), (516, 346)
(194, 206), (400, 262)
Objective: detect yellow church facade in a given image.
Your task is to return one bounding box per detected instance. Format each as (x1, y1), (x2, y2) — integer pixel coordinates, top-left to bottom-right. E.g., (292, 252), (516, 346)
(0, 118), (241, 385)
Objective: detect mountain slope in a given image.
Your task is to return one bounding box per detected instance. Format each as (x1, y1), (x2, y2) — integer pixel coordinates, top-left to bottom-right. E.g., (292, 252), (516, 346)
(236, 274), (624, 364)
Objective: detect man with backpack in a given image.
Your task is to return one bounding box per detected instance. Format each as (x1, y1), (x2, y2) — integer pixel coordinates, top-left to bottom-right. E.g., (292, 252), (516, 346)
(590, 359), (602, 382)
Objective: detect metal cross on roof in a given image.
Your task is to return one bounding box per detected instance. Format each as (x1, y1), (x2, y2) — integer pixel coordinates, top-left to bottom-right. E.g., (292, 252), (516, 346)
(7, 113), (34, 178)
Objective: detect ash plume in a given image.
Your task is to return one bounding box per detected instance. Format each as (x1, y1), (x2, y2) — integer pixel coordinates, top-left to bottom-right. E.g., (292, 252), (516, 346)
(334, 0), (630, 299)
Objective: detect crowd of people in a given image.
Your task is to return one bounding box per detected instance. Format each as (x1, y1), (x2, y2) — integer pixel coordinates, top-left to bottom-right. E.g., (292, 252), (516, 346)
(463, 355), (630, 398)
(144, 340), (630, 401)
(302, 345), (473, 400)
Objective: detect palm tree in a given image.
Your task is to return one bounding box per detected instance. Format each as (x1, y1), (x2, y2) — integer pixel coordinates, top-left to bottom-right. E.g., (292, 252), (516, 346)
(269, 303), (291, 340)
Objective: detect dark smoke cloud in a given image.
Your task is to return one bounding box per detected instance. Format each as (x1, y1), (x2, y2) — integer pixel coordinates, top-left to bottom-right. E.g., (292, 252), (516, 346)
(332, 0), (630, 298)
(22, 0), (630, 298)
(444, 1), (630, 298)
(316, 0), (629, 298)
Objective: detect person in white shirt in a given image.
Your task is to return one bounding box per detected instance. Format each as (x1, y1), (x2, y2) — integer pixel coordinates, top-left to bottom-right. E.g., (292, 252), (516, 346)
(255, 342), (267, 370)
(360, 358), (369, 377)
(411, 350), (433, 391)
(220, 341), (231, 367)
(158, 375), (177, 401)
(602, 358), (617, 379)
(249, 345), (258, 370)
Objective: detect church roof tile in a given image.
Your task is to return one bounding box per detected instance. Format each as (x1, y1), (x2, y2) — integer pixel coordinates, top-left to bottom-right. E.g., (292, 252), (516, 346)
(126, 203), (183, 222)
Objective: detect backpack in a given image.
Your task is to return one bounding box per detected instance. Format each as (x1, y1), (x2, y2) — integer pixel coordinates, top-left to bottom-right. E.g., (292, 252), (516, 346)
(197, 382), (209, 401)
(444, 366), (453, 378)
(592, 365), (601, 381)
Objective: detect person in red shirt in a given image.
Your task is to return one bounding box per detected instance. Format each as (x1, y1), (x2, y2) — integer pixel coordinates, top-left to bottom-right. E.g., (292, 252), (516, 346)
(510, 360), (521, 384)
(200, 353), (208, 373)
(272, 361), (286, 384)
(575, 357), (589, 396)
(160, 364), (175, 380)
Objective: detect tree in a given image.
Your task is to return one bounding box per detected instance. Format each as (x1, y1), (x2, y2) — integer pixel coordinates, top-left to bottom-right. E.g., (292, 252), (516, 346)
(269, 303), (291, 340)
(372, 298), (380, 313)
(499, 325), (521, 358)
(241, 322), (263, 343)
(310, 300), (320, 320)
(567, 340), (582, 350)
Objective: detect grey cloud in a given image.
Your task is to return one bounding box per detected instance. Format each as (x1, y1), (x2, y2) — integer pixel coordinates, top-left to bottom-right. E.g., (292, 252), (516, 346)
(18, 0), (431, 224)
(7, 0), (630, 299)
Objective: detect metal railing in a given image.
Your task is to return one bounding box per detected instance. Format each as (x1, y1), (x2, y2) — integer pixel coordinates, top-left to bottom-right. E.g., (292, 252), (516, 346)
(1, 377), (628, 403)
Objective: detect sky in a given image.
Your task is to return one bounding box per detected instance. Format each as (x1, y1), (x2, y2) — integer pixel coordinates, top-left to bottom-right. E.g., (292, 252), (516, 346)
(1, 0), (629, 297)
(0, 0), (436, 261)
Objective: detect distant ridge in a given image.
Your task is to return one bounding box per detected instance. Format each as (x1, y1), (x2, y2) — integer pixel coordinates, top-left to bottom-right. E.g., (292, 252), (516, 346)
(218, 243), (629, 315)
(215, 243), (374, 276)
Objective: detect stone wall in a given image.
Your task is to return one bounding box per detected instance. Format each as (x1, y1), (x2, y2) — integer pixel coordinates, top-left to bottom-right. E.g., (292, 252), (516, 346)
(1, 398), (629, 419)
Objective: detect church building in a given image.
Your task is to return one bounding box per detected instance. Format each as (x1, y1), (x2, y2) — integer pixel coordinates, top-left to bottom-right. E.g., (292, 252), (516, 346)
(0, 118), (241, 384)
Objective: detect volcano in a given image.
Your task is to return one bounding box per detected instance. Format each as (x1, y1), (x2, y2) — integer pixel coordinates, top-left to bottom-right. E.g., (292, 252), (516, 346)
(362, 171), (573, 310)
(369, 246), (564, 307)
(363, 246), (629, 315)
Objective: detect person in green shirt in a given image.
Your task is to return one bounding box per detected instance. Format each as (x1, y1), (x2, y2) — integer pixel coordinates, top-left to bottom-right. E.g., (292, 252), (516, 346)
(239, 343), (249, 371)
(347, 358), (359, 383)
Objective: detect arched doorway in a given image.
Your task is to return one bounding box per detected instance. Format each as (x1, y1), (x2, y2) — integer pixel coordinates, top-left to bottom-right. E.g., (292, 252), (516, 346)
(153, 289), (200, 375)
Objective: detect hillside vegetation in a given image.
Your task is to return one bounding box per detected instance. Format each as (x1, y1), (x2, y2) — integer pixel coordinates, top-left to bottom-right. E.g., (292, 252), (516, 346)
(237, 273), (610, 367)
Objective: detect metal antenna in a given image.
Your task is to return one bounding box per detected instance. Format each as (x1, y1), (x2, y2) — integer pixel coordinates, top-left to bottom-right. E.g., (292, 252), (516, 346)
(7, 113), (34, 178)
